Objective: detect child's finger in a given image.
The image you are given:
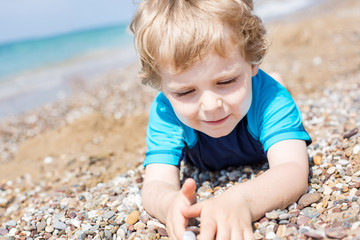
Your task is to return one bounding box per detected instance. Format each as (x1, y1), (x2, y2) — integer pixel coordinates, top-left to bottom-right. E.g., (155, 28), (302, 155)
(180, 178), (197, 204)
(242, 226), (255, 240)
(198, 218), (217, 240)
(180, 202), (203, 218)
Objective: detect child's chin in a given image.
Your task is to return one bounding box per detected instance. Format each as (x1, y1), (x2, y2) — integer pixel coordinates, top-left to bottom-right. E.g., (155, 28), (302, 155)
(203, 128), (233, 138)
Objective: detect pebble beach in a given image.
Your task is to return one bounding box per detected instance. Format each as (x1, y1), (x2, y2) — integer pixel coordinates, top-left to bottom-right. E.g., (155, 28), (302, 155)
(1, 0), (360, 239)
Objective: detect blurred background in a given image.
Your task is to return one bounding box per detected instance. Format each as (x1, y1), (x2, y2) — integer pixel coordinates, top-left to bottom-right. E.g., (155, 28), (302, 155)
(0, 0), (317, 118)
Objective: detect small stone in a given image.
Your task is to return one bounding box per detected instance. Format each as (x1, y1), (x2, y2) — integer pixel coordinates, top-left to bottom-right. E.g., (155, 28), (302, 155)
(343, 128), (358, 139)
(158, 227), (168, 236)
(36, 222), (47, 232)
(45, 225), (54, 233)
(279, 220), (289, 225)
(8, 228), (17, 236)
(183, 231), (196, 240)
(276, 224), (287, 238)
(134, 222), (146, 231)
(254, 232), (263, 239)
(325, 228), (347, 239)
(322, 199), (328, 208)
(304, 230), (324, 239)
(298, 193), (321, 207)
(117, 228), (126, 239)
(6, 220), (17, 228)
(353, 145), (360, 155)
(126, 210), (140, 225)
(349, 188), (358, 197)
(284, 227), (298, 237)
(102, 210), (115, 220)
(297, 216), (311, 226)
(104, 229), (112, 239)
(327, 166), (336, 175)
(145, 232), (157, 240)
(43, 156), (53, 164)
(265, 210), (280, 220)
(323, 185), (333, 195)
(313, 156), (322, 165)
(278, 213), (290, 220)
(0, 228), (9, 236)
(140, 215), (150, 224)
(53, 221), (66, 230)
(302, 207), (321, 218)
(68, 211), (77, 219)
(265, 231), (276, 239)
(43, 232), (52, 239)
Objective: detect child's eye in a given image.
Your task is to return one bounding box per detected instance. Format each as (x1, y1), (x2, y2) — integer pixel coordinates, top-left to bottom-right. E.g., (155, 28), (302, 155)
(217, 78), (237, 85)
(175, 89), (195, 97)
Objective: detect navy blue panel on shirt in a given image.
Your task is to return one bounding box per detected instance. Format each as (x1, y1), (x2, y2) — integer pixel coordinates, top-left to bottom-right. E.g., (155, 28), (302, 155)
(183, 117), (267, 171)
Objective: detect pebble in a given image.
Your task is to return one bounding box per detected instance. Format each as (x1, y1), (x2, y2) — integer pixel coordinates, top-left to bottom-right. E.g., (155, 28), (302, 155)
(265, 210), (280, 220)
(298, 193), (321, 207)
(0, 228), (8, 236)
(53, 221), (66, 230)
(183, 231), (196, 240)
(45, 225), (54, 233)
(353, 145), (360, 155)
(297, 216), (311, 226)
(102, 210), (115, 220)
(325, 228), (347, 239)
(125, 210), (140, 225)
(36, 222), (46, 232)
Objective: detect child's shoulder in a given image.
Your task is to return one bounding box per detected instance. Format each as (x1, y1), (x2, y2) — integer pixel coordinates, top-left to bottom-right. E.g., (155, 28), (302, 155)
(249, 69), (293, 115)
(248, 69), (310, 151)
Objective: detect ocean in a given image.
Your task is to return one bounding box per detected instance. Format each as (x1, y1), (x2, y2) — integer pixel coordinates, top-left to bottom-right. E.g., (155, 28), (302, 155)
(0, 0), (319, 117)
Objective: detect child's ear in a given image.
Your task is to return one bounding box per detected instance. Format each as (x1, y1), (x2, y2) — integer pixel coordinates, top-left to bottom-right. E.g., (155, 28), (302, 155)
(251, 64), (259, 77)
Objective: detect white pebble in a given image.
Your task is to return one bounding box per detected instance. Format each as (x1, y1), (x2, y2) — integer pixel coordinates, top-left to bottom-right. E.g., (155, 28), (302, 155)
(8, 228), (17, 236)
(353, 145), (360, 155)
(43, 156), (53, 164)
(265, 231), (276, 239)
(183, 231), (196, 240)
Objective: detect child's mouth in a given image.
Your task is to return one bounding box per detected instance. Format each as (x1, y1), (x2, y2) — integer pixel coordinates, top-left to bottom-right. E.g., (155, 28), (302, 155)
(203, 115), (230, 125)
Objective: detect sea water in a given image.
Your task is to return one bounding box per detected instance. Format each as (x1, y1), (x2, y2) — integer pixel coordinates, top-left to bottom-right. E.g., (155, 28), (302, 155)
(0, 0), (321, 117)
(0, 23), (135, 116)
(0, 23), (133, 81)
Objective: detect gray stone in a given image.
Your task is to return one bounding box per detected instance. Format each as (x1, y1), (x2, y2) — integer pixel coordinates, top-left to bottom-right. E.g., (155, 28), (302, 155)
(36, 222), (47, 232)
(0, 228), (8, 236)
(102, 211), (115, 220)
(53, 221), (66, 230)
(5, 220), (17, 228)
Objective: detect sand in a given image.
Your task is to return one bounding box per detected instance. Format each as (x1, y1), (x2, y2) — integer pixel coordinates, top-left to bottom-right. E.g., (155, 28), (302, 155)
(1, 0), (359, 184)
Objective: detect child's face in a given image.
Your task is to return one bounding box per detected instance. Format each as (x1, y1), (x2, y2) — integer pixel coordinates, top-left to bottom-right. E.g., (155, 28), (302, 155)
(160, 49), (258, 138)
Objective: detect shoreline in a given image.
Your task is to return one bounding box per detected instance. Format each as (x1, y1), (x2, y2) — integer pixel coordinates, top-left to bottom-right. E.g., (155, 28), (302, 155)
(0, 44), (137, 118)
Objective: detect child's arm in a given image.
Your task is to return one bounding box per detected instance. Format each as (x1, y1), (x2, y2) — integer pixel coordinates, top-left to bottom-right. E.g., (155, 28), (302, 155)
(182, 139), (309, 240)
(142, 164), (197, 239)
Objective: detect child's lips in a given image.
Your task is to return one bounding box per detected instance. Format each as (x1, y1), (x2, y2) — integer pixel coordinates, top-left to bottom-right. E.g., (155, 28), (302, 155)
(202, 115), (230, 125)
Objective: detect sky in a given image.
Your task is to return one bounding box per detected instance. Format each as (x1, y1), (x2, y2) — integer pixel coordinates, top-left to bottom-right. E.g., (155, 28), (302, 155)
(0, 0), (137, 44)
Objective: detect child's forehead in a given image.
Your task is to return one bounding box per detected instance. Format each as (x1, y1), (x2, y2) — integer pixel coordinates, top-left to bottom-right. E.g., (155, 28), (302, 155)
(159, 47), (247, 81)
(158, 43), (242, 75)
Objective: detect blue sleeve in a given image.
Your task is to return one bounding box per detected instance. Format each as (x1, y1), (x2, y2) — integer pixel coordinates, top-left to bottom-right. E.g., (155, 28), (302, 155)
(247, 70), (311, 152)
(144, 93), (196, 167)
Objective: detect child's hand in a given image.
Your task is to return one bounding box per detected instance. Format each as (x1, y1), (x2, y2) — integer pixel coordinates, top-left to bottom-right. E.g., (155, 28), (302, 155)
(166, 178), (197, 240)
(181, 189), (255, 240)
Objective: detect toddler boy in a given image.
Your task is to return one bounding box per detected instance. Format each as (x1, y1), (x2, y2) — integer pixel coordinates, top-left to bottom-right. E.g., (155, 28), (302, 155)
(131, 0), (311, 239)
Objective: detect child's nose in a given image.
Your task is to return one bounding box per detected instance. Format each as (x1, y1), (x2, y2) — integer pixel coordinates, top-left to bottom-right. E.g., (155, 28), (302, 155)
(200, 91), (223, 112)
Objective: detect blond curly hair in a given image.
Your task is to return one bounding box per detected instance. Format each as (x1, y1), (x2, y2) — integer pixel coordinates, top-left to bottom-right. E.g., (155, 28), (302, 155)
(130, 0), (268, 89)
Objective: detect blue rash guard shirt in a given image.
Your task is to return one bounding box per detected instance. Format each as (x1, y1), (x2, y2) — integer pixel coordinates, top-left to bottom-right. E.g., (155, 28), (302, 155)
(144, 69), (312, 171)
